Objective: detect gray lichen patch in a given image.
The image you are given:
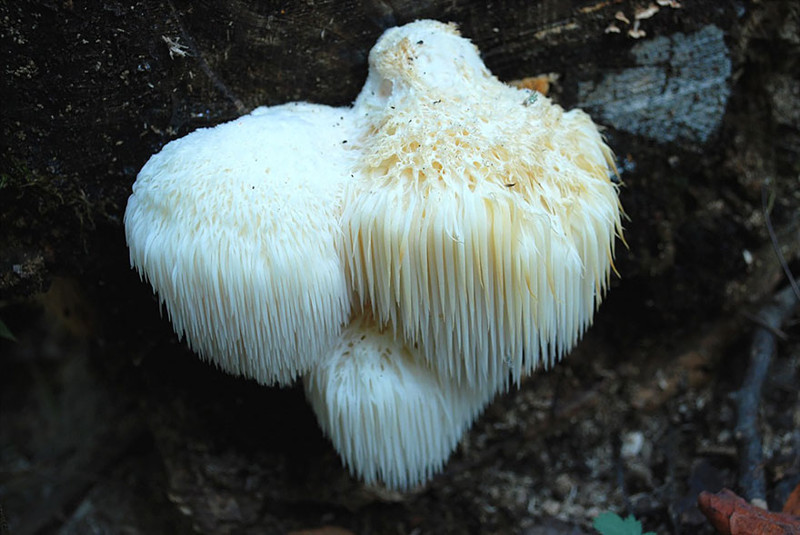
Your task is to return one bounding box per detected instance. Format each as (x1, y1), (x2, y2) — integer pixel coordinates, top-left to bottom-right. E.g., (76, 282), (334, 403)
(578, 25), (731, 146)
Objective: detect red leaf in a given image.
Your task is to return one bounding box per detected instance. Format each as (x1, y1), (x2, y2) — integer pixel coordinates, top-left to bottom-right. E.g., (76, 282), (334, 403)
(698, 488), (800, 535)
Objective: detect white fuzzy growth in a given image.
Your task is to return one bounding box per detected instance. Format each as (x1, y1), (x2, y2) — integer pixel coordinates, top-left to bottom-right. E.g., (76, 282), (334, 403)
(343, 21), (622, 392)
(123, 19), (624, 491)
(303, 315), (493, 490)
(124, 103), (356, 385)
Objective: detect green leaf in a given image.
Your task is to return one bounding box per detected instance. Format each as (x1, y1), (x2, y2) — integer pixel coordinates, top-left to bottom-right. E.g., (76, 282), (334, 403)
(593, 512), (654, 535)
(0, 319), (17, 342)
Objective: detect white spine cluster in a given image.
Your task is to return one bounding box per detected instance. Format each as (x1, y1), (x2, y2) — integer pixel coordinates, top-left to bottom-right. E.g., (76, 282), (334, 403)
(125, 104), (355, 385)
(125, 20), (622, 490)
(304, 315), (492, 489)
(343, 21), (622, 391)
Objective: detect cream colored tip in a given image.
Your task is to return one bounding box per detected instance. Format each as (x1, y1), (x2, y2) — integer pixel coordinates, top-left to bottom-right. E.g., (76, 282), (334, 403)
(124, 103), (356, 385)
(303, 314), (493, 490)
(343, 20), (622, 392)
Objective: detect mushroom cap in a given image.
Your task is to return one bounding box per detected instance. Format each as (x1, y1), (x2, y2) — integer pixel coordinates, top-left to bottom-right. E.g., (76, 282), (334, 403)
(125, 103), (355, 385)
(342, 20), (622, 391)
(303, 314), (493, 490)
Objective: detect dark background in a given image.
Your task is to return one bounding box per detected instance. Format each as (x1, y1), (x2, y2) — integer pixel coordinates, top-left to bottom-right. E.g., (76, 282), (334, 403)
(1, 1), (798, 533)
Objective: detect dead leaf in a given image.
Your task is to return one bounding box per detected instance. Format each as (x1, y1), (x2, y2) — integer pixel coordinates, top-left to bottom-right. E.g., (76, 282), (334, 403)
(784, 484), (800, 516)
(510, 75), (554, 96)
(698, 488), (800, 534)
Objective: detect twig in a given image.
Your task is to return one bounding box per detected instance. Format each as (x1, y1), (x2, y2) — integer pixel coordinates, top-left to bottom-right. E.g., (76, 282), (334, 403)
(611, 432), (633, 517)
(762, 185), (800, 302)
(740, 310), (788, 341)
(735, 284), (799, 507)
(666, 423), (682, 535)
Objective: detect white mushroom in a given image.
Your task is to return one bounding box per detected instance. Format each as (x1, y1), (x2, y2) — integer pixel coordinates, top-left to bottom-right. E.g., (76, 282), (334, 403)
(125, 103), (356, 385)
(342, 20), (622, 392)
(303, 314), (493, 490)
(125, 19), (623, 490)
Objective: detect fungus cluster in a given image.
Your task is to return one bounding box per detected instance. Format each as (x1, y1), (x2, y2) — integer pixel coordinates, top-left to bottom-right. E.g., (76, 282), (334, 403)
(125, 20), (623, 490)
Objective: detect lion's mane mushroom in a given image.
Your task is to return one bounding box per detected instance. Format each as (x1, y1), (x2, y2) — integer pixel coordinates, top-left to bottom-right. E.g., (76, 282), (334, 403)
(303, 314), (493, 490)
(343, 20), (622, 392)
(125, 19), (623, 491)
(125, 103), (356, 385)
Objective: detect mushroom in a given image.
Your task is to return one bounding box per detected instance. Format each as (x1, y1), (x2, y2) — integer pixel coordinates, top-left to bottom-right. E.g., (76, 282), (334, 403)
(342, 20), (622, 392)
(125, 103), (356, 385)
(125, 19), (623, 490)
(303, 314), (493, 490)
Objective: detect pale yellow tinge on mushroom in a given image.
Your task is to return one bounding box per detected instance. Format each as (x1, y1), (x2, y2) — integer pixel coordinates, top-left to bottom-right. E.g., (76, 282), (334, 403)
(303, 314), (493, 490)
(343, 20), (622, 391)
(125, 103), (356, 385)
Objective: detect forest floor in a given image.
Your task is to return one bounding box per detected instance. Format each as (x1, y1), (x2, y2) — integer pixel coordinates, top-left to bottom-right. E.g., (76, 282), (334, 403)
(1, 275), (798, 534)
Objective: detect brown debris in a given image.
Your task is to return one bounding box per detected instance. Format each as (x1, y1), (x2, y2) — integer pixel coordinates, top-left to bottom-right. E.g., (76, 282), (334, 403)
(509, 75), (555, 96)
(630, 321), (736, 411)
(698, 488), (800, 535)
